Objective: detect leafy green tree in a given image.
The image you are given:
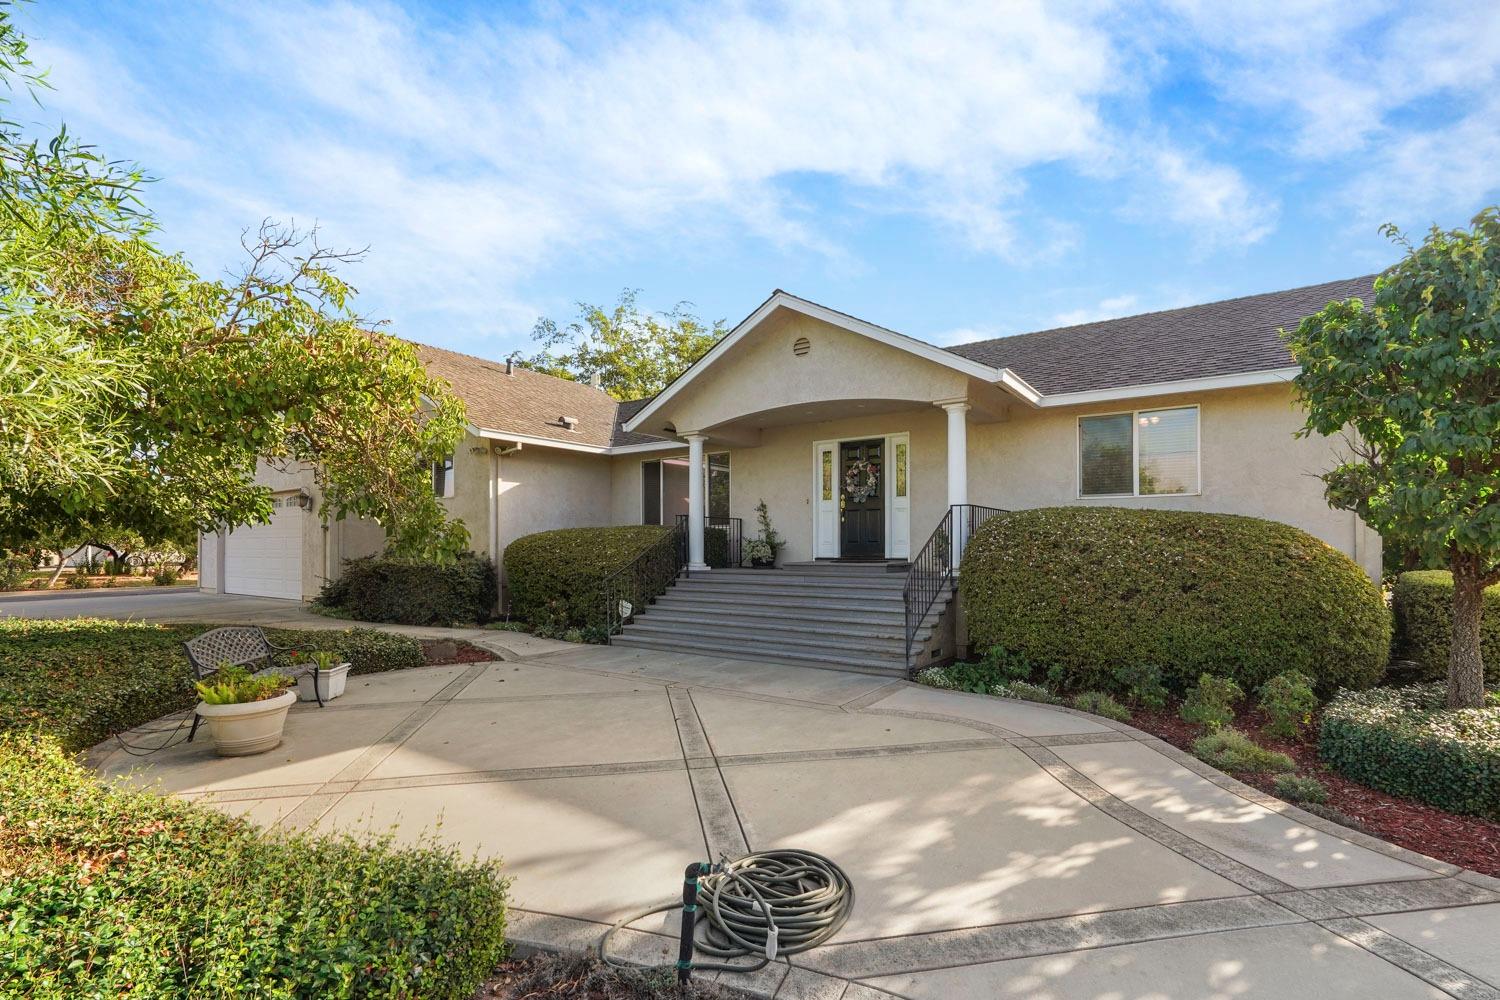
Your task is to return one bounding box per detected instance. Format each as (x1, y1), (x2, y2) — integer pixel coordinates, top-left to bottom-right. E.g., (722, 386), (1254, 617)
(529, 288), (725, 400)
(1286, 209), (1500, 708)
(0, 9), (467, 560)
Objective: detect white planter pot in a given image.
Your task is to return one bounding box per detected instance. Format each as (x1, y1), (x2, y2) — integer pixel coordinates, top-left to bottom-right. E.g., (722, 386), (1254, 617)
(296, 663), (351, 702)
(196, 689), (296, 756)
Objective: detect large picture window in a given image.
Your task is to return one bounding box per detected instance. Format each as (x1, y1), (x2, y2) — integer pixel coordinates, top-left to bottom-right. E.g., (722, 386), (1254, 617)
(641, 453), (730, 523)
(1078, 406), (1199, 497)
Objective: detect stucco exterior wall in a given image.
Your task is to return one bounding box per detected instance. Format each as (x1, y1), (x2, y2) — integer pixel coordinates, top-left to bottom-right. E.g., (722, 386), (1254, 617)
(495, 445), (613, 600)
(660, 312), (970, 434)
(605, 384), (1380, 578)
(441, 435), (493, 557)
(967, 382), (1381, 577)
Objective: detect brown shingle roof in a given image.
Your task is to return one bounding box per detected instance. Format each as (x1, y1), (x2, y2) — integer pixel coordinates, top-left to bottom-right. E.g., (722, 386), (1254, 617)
(411, 342), (669, 449)
(945, 275), (1378, 395)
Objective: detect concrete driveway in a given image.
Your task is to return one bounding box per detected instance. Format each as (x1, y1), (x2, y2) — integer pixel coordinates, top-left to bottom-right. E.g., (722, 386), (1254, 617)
(85, 631), (1500, 1000)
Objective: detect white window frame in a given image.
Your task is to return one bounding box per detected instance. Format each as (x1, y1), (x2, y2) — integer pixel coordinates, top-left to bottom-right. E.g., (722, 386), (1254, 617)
(641, 453), (729, 523)
(1076, 404), (1200, 499)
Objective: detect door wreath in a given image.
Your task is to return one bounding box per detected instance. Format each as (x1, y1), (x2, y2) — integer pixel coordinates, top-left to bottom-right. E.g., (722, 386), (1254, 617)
(843, 459), (880, 502)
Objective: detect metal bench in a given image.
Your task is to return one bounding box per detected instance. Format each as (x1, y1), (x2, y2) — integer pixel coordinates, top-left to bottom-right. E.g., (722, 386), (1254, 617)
(184, 626), (322, 742)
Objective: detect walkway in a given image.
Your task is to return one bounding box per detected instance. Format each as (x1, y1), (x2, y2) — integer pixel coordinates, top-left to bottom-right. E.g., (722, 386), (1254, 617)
(68, 600), (1500, 1000)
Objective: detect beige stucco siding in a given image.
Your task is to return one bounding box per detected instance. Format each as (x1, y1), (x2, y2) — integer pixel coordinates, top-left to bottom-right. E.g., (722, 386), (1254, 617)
(610, 384), (1380, 578)
(657, 312), (971, 435)
(494, 446), (613, 599)
(967, 383), (1380, 577)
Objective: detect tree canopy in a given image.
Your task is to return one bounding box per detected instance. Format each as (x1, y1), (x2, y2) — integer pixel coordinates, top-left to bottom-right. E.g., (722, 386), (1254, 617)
(1286, 208), (1500, 707)
(528, 288), (725, 400)
(0, 9), (468, 560)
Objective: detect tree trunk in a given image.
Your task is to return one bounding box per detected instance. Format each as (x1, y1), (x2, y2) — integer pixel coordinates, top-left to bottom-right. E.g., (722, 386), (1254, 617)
(1447, 560), (1487, 709)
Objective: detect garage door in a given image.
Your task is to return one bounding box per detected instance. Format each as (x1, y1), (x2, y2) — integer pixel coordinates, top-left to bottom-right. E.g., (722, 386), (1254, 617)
(223, 498), (303, 599)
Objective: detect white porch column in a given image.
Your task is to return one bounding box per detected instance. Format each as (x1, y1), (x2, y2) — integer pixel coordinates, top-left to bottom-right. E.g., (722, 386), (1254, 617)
(942, 400), (970, 568)
(685, 432), (709, 571)
(942, 401), (970, 507)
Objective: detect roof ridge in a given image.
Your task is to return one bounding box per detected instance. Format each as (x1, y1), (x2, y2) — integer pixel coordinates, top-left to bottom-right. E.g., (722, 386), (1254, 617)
(948, 273), (1381, 352)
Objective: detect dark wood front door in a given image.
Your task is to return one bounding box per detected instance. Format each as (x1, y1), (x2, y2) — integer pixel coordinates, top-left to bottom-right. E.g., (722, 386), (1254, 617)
(840, 439), (884, 559)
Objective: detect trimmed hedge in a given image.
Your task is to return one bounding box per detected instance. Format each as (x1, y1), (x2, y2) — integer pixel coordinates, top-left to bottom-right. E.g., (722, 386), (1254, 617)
(505, 526), (673, 634)
(960, 507), (1390, 693)
(0, 617), (424, 753)
(1392, 570), (1500, 682)
(1, 734), (508, 998)
(319, 552), (498, 626)
(1320, 683), (1500, 819)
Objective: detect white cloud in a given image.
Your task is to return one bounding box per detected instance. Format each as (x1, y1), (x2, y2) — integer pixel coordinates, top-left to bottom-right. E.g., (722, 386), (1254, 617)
(1051, 294), (1141, 327)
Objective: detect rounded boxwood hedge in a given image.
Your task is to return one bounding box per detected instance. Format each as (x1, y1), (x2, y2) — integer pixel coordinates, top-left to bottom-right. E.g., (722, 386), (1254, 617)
(318, 552), (498, 626)
(1392, 570), (1500, 682)
(1320, 683), (1500, 819)
(959, 507), (1390, 693)
(505, 525), (673, 634)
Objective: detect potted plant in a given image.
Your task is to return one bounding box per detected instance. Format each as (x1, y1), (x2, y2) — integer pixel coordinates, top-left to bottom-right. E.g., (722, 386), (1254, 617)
(293, 649), (351, 702)
(748, 499), (782, 568)
(194, 664), (297, 756)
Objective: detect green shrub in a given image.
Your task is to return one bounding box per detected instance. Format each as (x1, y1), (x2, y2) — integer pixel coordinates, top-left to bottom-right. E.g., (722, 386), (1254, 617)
(1113, 662), (1169, 710)
(152, 566), (180, 586)
(0, 734), (508, 999)
(1180, 674), (1244, 730)
(959, 507), (1390, 693)
(1320, 683), (1500, 819)
(65, 572), (90, 589)
(1273, 773), (1330, 804)
(0, 550), (30, 590)
(505, 526), (673, 633)
(1391, 571), (1500, 682)
(980, 646), (1038, 682)
(319, 552), (498, 626)
(1070, 690), (1131, 722)
(705, 526), (731, 569)
(0, 618), (426, 753)
(1192, 728), (1295, 774)
(1258, 670), (1318, 739)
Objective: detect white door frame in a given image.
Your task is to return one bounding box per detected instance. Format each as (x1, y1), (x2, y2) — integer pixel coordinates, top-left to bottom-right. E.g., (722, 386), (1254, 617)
(811, 433), (910, 560)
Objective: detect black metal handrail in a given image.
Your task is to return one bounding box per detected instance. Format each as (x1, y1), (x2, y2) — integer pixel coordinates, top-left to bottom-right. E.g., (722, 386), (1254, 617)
(673, 514), (743, 568)
(903, 504), (1007, 673)
(602, 521), (688, 640)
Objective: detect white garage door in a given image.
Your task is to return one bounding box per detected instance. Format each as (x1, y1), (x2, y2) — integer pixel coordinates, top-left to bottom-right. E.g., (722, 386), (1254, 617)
(223, 498), (303, 599)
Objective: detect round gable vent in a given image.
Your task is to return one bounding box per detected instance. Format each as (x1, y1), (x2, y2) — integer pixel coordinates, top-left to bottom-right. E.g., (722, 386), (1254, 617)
(792, 336), (811, 357)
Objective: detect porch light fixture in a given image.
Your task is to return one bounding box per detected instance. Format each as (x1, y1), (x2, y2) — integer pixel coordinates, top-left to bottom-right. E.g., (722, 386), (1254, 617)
(294, 490), (314, 510)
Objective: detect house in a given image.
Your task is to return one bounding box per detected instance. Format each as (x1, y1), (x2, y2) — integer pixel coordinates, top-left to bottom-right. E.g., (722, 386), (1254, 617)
(200, 276), (1381, 670)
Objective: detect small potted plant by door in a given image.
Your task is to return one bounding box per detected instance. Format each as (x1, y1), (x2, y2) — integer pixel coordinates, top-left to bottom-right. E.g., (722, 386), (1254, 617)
(194, 664), (297, 757)
(294, 649), (351, 702)
(747, 498), (783, 568)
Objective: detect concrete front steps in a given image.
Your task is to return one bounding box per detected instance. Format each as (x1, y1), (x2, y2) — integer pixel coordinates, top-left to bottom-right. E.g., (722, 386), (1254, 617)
(611, 562), (934, 677)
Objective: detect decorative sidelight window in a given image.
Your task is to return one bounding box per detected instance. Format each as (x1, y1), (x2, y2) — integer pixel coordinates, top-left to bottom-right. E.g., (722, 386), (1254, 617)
(1078, 405), (1199, 497)
(821, 450), (833, 501)
(894, 442), (908, 498)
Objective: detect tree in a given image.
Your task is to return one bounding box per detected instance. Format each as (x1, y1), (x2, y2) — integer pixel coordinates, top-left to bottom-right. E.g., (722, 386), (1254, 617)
(528, 288), (725, 400)
(1285, 208), (1500, 708)
(0, 9), (468, 560)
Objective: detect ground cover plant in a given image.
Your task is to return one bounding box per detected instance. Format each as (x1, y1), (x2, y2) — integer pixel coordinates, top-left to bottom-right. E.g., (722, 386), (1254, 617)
(0, 617), (462, 752)
(1, 734), (509, 999)
(1320, 683), (1500, 820)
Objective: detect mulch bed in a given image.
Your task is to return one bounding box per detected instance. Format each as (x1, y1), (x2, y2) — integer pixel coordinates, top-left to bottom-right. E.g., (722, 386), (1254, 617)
(419, 639), (496, 666)
(1128, 704), (1500, 878)
(477, 953), (737, 999)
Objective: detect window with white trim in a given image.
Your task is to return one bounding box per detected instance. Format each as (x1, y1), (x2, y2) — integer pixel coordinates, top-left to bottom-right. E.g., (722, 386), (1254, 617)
(1078, 405), (1199, 497)
(641, 454), (729, 524)
(431, 455), (455, 498)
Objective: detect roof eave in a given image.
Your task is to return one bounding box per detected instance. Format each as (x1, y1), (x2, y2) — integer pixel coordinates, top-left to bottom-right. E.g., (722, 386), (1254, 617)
(1035, 366), (1301, 407)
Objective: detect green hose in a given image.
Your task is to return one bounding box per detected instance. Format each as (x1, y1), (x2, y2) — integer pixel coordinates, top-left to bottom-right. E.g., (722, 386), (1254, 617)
(600, 849), (854, 975)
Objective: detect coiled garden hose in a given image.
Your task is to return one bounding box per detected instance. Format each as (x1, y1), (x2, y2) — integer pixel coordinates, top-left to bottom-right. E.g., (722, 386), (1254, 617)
(599, 849), (854, 981)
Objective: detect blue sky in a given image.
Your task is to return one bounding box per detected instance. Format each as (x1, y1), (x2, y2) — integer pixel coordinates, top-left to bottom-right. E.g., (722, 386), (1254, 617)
(21, 1), (1500, 357)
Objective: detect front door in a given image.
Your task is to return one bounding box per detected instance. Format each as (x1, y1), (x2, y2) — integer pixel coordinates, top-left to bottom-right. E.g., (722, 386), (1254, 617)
(840, 439), (884, 559)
